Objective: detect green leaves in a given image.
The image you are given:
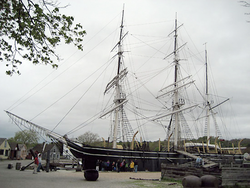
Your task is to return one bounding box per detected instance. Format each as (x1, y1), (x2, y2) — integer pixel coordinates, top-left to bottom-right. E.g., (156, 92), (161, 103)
(8, 130), (39, 147)
(0, 0), (86, 75)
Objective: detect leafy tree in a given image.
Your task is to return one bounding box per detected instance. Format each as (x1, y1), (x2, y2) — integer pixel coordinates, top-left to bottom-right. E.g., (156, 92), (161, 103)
(77, 131), (101, 145)
(0, 0), (86, 75)
(8, 129), (39, 147)
(239, 1), (250, 22)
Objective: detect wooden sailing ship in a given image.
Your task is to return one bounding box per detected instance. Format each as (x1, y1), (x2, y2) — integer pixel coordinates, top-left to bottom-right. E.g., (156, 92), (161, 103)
(6, 10), (244, 173)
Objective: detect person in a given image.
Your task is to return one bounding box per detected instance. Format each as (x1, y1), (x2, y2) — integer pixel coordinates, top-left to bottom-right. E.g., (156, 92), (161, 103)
(112, 161), (116, 171)
(106, 160), (110, 171)
(37, 153), (42, 172)
(96, 160), (100, 171)
(117, 160), (121, 173)
(99, 160), (102, 172)
(129, 160), (134, 172)
(134, 159), (138, 173)
(125, 161), (128, 172)
(196, 156), (202, 167)
(121, 159), (126, 171)
(101, 160), (105, 171)
(33, 154), (39, 174)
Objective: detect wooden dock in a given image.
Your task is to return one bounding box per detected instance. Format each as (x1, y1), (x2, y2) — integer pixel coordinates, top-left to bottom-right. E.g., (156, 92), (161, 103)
(176, 150), (218, 168)
(161, 163), (250, 187)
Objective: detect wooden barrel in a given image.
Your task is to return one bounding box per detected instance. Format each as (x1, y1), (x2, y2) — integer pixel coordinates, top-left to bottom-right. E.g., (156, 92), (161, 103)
(84, 169), (99, 181)
(16, 162), (21, 170)
(8, 164), (13, 169)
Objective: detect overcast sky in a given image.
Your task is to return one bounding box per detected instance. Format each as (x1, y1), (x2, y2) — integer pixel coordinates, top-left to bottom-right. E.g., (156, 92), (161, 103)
(1, 0), (250, 142)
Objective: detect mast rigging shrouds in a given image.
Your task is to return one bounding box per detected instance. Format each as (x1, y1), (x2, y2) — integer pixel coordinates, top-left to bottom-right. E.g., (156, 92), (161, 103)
(5, 111), (67, 144)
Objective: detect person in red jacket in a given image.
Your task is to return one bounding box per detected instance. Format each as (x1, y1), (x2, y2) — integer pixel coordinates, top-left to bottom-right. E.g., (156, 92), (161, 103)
(33, 154), (39, 174)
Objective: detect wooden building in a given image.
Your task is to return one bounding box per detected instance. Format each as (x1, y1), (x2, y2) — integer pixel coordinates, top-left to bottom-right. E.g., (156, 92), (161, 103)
(0, 138), (11, 159)
(9, 143), (27, 160)
(32, 143), (60, 162)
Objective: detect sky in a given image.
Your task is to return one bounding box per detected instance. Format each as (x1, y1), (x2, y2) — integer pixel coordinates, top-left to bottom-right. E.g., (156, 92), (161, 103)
(0, 0), (250, 143)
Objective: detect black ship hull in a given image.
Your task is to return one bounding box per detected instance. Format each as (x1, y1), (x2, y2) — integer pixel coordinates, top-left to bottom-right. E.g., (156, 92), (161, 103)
(67, 140), (190, 171)
(67, 140), (244, 171)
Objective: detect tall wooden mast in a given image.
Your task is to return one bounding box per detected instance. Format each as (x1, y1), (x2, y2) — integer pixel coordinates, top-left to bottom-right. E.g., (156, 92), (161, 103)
(154, 15), (196, 150)
(173, 17), (181, 149)
(204, 44), (211, 144)
(112, 8), (125, 149)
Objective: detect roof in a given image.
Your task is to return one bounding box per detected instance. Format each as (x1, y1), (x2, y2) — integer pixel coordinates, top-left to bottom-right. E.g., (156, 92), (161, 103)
(18, 144), (27, 149)
(32, 143), (43, 152)
(0, 138), (7, 145)
(8, 143), (27, 150)
(32, 143), (58, 153)
(44, 144), (55, 152)
(9, 142), (18, 150)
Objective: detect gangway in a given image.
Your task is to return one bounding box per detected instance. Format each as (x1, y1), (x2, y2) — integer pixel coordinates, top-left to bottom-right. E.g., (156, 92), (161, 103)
(176, 150), (218, 168)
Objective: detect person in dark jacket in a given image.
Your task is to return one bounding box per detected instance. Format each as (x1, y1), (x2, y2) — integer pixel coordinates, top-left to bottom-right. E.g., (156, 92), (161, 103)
(37, 153), (41, 172)
(117, 160), (121, 173)
(33, 154), (39, 174)
(134, 159), (138, 173)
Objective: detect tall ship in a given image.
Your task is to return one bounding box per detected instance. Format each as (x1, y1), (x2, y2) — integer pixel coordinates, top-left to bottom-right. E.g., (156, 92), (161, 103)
(6, 10), (244, 171)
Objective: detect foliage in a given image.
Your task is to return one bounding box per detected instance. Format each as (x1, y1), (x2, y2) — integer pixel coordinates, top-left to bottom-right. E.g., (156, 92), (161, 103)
(77, 131), (101, 145)
(239, 1), (250, 22)
(0, 0), (86, 75)
(8, 129), (39, 147)
(125, 178), (182, 188)
(73, 135), (250, 152)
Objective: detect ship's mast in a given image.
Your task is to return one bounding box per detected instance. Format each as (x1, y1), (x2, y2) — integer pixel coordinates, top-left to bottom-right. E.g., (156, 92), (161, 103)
(173, 17), (181, 150)
(112, 8), (125, 149)
(153, 16), (197, 149)
(204, 44), (211, 144)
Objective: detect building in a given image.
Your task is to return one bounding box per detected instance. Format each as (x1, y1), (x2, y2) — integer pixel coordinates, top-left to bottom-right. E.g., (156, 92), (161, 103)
(0, 138), (11, 159)
(32, 143), (60, 162)
(9, 143), (27, 160)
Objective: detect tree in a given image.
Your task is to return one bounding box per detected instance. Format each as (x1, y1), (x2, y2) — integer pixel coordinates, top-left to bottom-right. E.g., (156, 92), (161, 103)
(239, 1), (250, 22)
(8, 129), (39, 147)
(0, 0), (86, 75)
(77, 131), (101, 145)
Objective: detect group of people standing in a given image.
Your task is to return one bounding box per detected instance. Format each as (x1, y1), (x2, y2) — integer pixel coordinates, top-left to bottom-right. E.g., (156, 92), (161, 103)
(128, 159), (138, 173)
(96, 159), (138, 173)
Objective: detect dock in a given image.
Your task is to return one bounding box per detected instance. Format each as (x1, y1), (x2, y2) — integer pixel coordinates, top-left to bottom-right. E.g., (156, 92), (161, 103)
(176, 150), (218, 168)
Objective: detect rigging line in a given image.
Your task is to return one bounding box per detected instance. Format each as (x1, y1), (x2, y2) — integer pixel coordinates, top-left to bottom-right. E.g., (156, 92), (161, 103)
(128, 37), (170, 50)
(130, 35), (171, 71)
(11, 117), (48, 143)
(7, 50), (80, 112)
(84, 12), (122, 46)
(130, 67), (172, 110)
(130, 33), (170, 39)
(134, 65), (171, 90)
(9, 25), (119, 112)
(131, 34), (167, 65)
(30, 57), (115, 122)
(125, 105), (166, 128)
(126, 106), (168, 139)
(11, 16), (120, 109)
(53, 58), (116, 133)
(125, 88), (146, 140)
(65, 111), (102, 135)
(193, 82), (206, 102)
(182, 26), (204, 63)
(127, 20), (173, 27)
(51, 64), (109, 132)
(129, 90), (163, 110)
(122, 69), (147, 140)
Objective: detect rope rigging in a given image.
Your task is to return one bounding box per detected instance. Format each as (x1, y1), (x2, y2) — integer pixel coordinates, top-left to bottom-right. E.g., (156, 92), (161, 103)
(4, 14), (238, 147)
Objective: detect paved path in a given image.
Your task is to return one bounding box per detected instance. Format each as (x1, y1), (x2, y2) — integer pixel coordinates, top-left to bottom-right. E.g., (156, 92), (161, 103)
(0, 160), (182, 188)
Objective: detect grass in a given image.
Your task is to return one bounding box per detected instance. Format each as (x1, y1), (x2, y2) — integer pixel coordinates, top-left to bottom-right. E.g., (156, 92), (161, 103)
(124, 179), (182, 188)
